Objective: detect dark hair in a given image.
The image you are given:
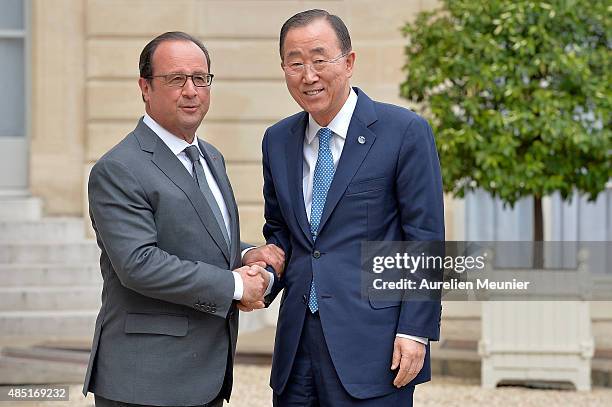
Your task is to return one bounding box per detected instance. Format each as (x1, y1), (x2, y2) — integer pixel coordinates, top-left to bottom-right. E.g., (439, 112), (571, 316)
(139, 31), (211, 79)
(279, 9), (352, 60)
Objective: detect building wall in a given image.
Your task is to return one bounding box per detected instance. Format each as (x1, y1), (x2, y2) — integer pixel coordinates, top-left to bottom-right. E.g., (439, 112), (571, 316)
(30, 0), (85, 216)
(25, 0), (611, 346)
(29, 0), (447, 242)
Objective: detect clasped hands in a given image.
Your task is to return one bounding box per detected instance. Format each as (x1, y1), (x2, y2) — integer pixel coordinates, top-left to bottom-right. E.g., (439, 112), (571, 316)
(235, 244), (285, 312)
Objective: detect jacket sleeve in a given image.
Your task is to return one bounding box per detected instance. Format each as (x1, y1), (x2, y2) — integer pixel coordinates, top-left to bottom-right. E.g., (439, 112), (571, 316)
(261, 130), (291, 304)
(88, 158), (235, 318)
(395, 116), (445, 340)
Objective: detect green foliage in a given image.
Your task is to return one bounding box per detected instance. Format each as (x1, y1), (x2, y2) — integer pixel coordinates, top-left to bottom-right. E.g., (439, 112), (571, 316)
(400, 0), (611, 207)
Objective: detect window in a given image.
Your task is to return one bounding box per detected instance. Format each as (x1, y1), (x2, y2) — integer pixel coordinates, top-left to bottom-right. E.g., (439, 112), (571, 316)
(0, 0), (25, 138)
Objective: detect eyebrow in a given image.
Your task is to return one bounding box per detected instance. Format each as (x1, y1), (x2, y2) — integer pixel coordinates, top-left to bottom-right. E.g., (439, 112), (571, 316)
(286, 50), (302, 59)
(285, 47), (330, 59)
(310, 47), (327, 55)
(163, 71), (209, 75)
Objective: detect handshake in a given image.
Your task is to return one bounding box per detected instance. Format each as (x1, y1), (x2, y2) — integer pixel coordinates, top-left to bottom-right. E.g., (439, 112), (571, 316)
(235, 243), (285, 312)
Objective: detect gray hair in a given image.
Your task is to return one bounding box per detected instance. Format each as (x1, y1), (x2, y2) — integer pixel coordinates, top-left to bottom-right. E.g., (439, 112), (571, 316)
(279, 9), (352, 60)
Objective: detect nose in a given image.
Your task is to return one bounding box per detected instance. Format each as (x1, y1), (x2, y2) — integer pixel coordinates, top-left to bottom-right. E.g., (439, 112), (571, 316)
(181, 77), (198, 97)
(302, 64), (319, 83)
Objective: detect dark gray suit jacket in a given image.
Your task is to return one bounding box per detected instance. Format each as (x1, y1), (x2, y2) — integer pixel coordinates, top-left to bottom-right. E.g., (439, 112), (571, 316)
(83, 118), (244, 406)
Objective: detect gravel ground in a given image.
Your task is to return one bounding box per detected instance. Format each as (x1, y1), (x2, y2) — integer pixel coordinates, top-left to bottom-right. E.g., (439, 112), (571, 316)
(12, 365), (612, 406)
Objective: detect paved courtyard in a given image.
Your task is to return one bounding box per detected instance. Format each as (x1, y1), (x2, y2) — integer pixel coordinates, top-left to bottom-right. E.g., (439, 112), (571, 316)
(6, 365), (611, 407)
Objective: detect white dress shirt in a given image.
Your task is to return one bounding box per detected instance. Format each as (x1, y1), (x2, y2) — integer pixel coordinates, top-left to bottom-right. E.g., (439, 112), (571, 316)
(143, 114), (245, 300)
(301, 90), (428, 346)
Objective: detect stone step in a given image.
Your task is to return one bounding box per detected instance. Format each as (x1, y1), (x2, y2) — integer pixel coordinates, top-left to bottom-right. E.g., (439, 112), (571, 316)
(0, 264), (101, 286)
(0, 344), (89, 384)
(0, 241), (100, 264)
(0, 310), (97, 338)
(0, 355), (87, 384)
(2, 345), (90, 365)
(0, 217), (86, 242)
(0, 286), (101, 311)
(0, 197), (42, 221)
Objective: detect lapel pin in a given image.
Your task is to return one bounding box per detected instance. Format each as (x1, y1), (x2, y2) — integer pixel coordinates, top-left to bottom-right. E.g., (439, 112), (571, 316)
(358, 135), (366, 144)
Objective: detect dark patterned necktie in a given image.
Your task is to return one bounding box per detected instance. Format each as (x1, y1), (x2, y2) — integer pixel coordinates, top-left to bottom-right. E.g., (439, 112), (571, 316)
(184, 145), (230, 250)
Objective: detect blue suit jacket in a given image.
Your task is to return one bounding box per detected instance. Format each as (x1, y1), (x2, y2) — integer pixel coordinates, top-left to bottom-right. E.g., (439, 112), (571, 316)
(262, 88), (444, 399)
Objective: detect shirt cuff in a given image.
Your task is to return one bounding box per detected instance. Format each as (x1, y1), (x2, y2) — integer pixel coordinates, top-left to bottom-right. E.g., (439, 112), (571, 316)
(241, 246), (255, 261)
(396, 334), (428, 345)
(264, 270), (275, 296)
(232, 271), (243, 300)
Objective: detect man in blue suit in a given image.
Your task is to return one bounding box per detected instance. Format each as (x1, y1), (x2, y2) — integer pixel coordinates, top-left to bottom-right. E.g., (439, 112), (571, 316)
(262, 9), (445, 406)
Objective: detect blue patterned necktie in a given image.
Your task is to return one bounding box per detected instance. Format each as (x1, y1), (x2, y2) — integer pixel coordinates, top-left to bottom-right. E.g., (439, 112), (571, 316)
(308, 127), (335, 313)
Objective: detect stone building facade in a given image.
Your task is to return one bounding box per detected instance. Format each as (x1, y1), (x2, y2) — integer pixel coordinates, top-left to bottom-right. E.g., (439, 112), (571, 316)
(21, 0), (452, 243)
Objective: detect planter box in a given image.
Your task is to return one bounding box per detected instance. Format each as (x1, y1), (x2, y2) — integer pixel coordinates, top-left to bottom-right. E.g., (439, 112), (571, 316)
(478, 251), (594, 390)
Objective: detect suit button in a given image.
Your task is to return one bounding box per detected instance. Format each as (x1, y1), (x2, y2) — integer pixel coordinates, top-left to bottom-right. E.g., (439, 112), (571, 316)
(312, 250), (321, 259)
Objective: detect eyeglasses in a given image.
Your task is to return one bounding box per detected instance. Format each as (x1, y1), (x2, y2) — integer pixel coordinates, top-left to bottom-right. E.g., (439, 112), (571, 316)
(282, 53), (349, 76)
(146, 73), (214, 87)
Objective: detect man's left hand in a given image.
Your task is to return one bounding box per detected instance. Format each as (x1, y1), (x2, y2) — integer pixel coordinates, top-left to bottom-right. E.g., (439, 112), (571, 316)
(237, 265), (272, 312)
(243, 244), (285, 277)
(390, 337), (425, 388)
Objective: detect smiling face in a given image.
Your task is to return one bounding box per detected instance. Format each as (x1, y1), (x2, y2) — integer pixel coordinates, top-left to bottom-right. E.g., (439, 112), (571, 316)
(281, 18), (355, 127)
(138, 40), (210, 142)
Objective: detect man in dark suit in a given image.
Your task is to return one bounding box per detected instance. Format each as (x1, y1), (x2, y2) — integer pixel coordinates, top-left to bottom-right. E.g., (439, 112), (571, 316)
(262, 10), (445, 406)
(83, 31), (284, 407)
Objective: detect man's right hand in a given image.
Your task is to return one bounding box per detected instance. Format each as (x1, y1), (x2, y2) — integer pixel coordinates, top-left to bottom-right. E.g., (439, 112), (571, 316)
(243, 244), (285, 278)
(235, 264), (268, 311)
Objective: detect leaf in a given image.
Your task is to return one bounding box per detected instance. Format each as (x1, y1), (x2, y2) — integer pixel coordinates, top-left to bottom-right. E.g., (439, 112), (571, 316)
(399, 0), (612, 210)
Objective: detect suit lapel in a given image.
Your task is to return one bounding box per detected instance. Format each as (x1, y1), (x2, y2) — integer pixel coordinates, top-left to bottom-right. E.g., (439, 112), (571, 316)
(286, 113), (314, 245)
(134, 120), (231, 263)
(317, 89), (378, 235)
(199, 140), (239, 263)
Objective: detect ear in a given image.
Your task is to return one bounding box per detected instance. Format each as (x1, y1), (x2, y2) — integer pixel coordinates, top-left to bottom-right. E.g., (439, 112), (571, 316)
(345, 51), (356, 78)
(138, 77), (151, 103)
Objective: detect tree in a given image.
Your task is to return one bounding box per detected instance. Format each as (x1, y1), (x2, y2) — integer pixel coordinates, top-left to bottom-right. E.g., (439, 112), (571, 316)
(400, 0), (611, 246)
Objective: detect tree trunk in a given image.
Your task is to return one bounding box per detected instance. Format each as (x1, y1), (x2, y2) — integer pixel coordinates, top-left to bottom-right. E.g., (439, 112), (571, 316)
(533, 196), (544, 269)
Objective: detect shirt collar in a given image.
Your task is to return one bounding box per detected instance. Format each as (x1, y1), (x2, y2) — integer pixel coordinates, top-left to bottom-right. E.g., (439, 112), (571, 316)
(143, 114), (202, 157)
(305, 88), (358, 144)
